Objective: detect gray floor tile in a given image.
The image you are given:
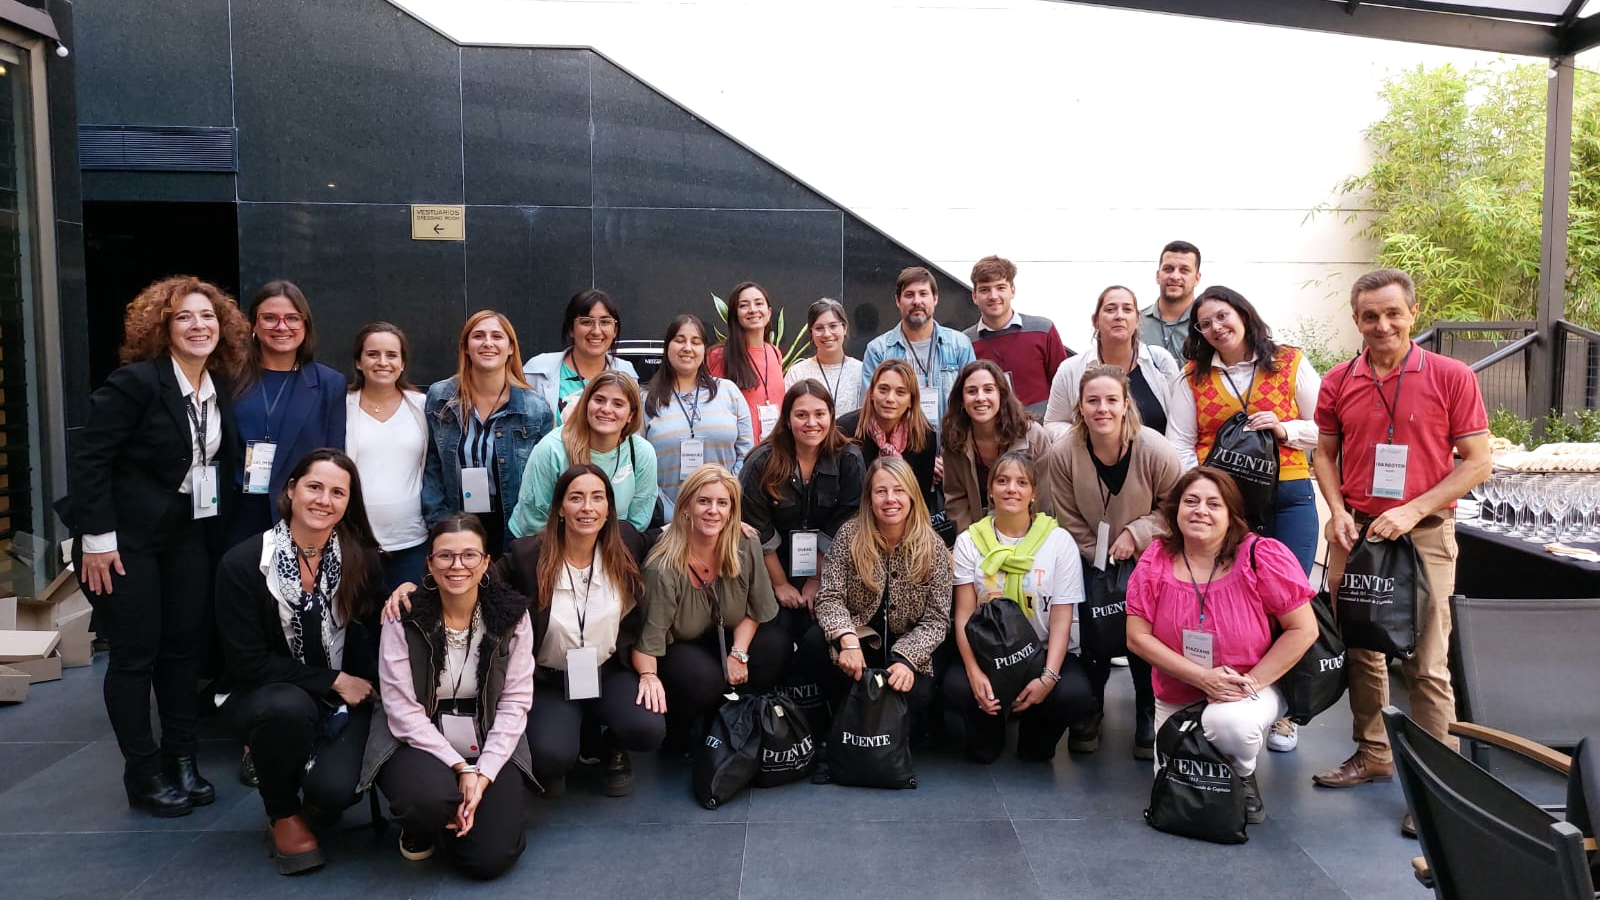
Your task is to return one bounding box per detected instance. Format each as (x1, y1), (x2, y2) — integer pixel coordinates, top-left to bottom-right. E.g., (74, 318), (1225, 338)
(525, 752), (750, 828)
(0, 664), (115, 742)
(125, 828), (442, 899)
(746, 754), (1006, 823)
(742, 819), (1044, 900)
(0, 831), (195, 900)
(0, 741), (87, 795)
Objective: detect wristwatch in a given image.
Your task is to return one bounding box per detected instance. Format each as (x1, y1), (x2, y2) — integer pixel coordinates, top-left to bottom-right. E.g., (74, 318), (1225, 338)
(729, 648), (750, 663)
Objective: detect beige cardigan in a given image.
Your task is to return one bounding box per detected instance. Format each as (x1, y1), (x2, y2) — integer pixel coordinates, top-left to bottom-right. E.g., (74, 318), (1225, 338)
(941, 421), (1054, 533)
(1043, 426), (1183, 560)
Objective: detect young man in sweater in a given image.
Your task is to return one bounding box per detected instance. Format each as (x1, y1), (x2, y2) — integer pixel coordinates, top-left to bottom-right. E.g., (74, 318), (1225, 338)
(962, 256), (1071, 417)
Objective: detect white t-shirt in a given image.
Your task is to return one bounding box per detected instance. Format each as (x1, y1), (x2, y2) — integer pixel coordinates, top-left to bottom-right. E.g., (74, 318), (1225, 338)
(535, 559), (627, 670)
(346, 391), (428, 551)
(953, 524), (1083, 647)
(785, 357), (865, 415)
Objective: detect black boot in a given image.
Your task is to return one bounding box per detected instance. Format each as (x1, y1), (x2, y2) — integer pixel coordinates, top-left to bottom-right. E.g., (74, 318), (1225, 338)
(603, 749), (634, 797)
(124, 770), (193, 818)
(165, 754), (215, 806)
(1068, 711), (1103, 753)
(1243, 772), (1265, 824)
(1133, 701), (1156, 760)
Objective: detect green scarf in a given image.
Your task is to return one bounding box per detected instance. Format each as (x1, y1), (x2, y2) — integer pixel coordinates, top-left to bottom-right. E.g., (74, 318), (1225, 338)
(971, 513), (1057, 618)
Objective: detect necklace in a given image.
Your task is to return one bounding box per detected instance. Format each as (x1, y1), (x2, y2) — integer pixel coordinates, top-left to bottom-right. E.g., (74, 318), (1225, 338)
(293, 541), (324, 559)
(444, 604), (482, 651)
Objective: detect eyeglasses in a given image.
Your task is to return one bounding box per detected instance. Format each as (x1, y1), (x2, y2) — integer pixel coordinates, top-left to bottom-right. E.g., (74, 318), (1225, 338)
(1195, 311), (1235, 333)
(575, 316), (618, 330)
(429, 550), (485, 568)
(259, 313), (306, 330)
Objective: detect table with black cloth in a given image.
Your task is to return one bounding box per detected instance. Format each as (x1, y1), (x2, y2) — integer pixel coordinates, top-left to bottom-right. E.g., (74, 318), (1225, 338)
(1453, 521), (1600, 600)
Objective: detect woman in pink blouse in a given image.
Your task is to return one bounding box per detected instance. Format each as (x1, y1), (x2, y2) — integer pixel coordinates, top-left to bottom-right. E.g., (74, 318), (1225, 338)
(1125, 468), (1316, 825)
(708, 281), (786, 443)
(359, 514), (535, 879)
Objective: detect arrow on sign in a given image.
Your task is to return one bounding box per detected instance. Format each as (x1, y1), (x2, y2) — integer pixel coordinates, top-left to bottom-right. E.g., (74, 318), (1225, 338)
(433, 224), (445, 234)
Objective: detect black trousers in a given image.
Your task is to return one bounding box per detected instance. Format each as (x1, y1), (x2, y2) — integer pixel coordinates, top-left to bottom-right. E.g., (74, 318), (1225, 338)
(377, 745), (528, 880)
(86, 523), (210, 775)
(1084, 651), (1156, 718)
(527, 661), (666, 780)
(222, 683), (370, 820)
(657, 621), (792, 720)
(943, 657), (1097, 762)
(794, 624), (936, 724)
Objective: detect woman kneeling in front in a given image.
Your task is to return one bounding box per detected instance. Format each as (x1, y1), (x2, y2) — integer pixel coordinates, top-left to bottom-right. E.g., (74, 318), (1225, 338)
(360, 514), (535, 878)
(1125, 468), (1316, 824)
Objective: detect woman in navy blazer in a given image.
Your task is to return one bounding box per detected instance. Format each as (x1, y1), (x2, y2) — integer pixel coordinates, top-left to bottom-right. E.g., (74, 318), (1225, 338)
(226, 280), (347, 549)
(61, 276), (250, 817)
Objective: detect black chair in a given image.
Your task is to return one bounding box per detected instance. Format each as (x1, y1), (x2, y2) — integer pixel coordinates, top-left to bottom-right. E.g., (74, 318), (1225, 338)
(1449, 594), (1600, 764)
(1383, 706), (1596, 900)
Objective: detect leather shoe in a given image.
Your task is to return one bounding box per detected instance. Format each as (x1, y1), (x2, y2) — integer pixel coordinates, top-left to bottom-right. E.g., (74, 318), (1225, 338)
(123, 771), (193, 818)
(267, 814), (325, 875)
(164, 755), (215, 806)
(1313, 751), (1394, 788)
(1401, 812), (1417, 838)
(1068, 711), (1103, 754)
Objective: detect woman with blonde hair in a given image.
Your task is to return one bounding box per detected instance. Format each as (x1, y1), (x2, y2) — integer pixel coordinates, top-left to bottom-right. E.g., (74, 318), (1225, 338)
(837, 359), (940, 515)
(422, 310), (553, 556)
(803, 457), (952, 719)
(635, 465), (789, 746)
(511, 370), (659, 535)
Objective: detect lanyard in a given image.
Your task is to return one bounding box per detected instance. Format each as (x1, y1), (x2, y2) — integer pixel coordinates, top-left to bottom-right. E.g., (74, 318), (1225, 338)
(447, 611), (476, 713)
(1371, 345), (1414, 444)
(1220, 363), (1257, 416)
(793, 459), (818, 529)
(259, 371), (293, 441)
(185, 394), (211, 466)
(458, 383), (509, 468)
(751, 345), (776, 405)
(565, 546), (596, 648)
(816, 360), (844, 403)
(904, 328), (939, 387)
(673, 387), (702, 439)
(1180, 551), (1219, 625)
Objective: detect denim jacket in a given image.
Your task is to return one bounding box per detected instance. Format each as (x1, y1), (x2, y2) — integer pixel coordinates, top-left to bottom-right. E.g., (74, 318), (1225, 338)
(860, 323), (976, 424)
(421, 376), (553, 533)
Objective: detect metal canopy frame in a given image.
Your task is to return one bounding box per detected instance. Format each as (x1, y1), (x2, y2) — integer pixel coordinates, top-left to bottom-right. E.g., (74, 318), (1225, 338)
(1054, 0), (1595, 417)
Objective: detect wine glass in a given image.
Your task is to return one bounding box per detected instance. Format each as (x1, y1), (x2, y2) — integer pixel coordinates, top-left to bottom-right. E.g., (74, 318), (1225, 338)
(1501, 475), (1528, 537)
(1576, 477), (1600, 542)
(1480, 473), (1506, 532)
(1547, 480), (1574, 542)
(1522, 477), (1550, 543)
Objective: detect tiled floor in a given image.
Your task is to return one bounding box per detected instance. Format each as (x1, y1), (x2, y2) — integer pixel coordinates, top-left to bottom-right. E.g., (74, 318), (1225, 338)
(1, 656), (1453, 899)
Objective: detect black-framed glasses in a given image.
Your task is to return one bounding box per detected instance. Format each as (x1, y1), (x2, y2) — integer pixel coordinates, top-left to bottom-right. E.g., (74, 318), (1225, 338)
(429, 550), (485, 568)
(259, 313), (305, 330)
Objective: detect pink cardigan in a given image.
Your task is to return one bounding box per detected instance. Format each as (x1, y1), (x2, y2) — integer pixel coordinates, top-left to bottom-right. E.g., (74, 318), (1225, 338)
(377, 613), (536, 782)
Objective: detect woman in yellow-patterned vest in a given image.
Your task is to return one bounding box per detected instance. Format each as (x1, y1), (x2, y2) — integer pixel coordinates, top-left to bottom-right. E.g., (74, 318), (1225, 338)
(1164, 285), (1322, 753)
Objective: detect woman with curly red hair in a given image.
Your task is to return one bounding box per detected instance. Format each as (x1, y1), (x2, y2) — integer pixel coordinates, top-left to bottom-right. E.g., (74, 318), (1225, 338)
(60, 275), (250, 817)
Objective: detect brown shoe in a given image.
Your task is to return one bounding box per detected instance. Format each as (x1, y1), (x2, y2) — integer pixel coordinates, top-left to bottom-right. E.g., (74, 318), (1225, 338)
(267, 814), (326, 875)
(1312, 751), (1394, 788)
(1401, 812), (1417, 838)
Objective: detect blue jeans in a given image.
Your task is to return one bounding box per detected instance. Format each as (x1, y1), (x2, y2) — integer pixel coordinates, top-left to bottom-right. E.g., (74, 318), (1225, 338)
(1267, 478), (1318, 576)
(379, 543), (428, 594)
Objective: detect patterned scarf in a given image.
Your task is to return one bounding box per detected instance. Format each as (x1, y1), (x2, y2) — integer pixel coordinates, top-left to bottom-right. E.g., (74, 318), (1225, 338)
(268, 520), (342, 668)
(868, 420), (909, 458)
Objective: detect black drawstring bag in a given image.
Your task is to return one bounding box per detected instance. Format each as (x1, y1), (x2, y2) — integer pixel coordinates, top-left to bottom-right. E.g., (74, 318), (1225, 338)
(693, 693), (763, 809)
(1278, 576), (1347, 725)
(1080, 560), (1133, 661)
(826, 669), (917, 790)
(964, 597), (1045, 710)
(1145, 702), (1249, 844)
(754, 692), (818, 788)
(1203, 412), (1279, 532)
(1335, 523), (1421, 659)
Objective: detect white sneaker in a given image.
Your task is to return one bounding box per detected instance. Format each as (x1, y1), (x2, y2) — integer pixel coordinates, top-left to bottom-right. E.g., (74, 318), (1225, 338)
(1109, 656), (1129, 668)
(1266, 718), (1298, 752)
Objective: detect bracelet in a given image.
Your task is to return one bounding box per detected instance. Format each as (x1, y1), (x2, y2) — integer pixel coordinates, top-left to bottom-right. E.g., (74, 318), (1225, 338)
(456, 764), (480, 775)
(1041, 667), (1061, 685)
(639, 672), (660, 681)
(840, 643), (860, 651)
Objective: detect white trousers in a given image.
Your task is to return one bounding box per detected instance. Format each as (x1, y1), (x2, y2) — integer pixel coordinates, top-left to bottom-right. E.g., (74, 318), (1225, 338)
(1154, 685), (1285, 777)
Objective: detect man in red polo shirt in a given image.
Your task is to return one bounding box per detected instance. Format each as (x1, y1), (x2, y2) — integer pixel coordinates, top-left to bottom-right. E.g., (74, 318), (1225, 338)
(963, 255), (1071, 416)
(1309, 268), (1491, 836)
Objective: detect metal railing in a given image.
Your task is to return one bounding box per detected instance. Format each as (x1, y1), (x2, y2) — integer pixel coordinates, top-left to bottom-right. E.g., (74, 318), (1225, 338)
(1414, 322), (1539, 418)
(1553, 321), (1600, 414)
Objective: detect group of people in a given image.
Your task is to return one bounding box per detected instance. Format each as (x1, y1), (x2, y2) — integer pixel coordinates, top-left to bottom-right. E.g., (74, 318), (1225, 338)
(61, 243), (1489, 877)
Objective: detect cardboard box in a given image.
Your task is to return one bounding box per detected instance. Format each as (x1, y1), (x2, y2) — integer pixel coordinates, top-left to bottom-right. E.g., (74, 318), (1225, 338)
(0, 665), (28, 702)
(56, 607), (93, 668)
(17, 588), (91, 631)
(8, 652), (62, 683)
(0, 596), (15, 631)
(0, 629), (60, 663)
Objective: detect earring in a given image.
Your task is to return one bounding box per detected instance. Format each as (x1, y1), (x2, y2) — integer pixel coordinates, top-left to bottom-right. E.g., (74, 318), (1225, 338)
(421, 572), (438, 591)
(480, 573), (490, 587)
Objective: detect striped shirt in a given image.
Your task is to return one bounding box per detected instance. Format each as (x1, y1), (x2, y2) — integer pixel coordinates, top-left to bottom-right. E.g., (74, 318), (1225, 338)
(643, 378), (754, 518)
(459, 403), (511, 495)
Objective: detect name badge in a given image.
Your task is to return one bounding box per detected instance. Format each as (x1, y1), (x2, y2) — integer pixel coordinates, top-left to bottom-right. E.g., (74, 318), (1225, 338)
(1372, 443), (1409, 500)
(191, 465), (220, 519)
(243, 441), (276, 495)
(679, 439), (705, 479)
(439, 712), (481, 759)
(1182, 629), (1214, 669)
(564, 645), (601, 700)
(1092, 520), (1111, 571)
(790, 529), (820, 578)
(919, 392), (939, 425)
(460, 466), (492, 513)
(758, 403), (780, 436)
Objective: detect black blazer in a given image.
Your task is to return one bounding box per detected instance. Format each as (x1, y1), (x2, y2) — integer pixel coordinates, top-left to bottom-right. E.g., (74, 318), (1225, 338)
(60, 356), (241, 552)
(836, 409), (939, 513)
(213, 532), (381, 698)
(490, 523), (650, 662)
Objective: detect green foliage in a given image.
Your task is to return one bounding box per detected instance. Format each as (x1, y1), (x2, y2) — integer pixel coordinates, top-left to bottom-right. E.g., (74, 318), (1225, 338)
(709, 293), (812, 368)
(1325, 61), (1600, 331)
(1280, 317), (1350, 374)
(1489, 406), (1533, 447)
(1489, 406), (1600, 448)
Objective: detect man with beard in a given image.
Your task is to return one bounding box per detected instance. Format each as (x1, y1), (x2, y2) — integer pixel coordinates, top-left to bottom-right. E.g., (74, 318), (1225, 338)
(861, 266), (976, 429)
(1139, 240), (1202, 361)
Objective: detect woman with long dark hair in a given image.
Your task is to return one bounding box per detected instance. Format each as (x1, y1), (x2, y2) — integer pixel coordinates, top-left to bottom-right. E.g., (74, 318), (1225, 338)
(227, 280), (348, 548)
(62, 276), (248, 817)
(522, 289), (639, 423)
(643, 315), (754, 519)
(214, 449), (384, 874)
(941, 360), (1053, 531)
(346, 322), (429, 590)
(708, 281), (786, 442)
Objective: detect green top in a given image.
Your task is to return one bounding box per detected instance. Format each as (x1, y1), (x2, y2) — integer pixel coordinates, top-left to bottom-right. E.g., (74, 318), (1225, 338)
(637, 533), (777, 657)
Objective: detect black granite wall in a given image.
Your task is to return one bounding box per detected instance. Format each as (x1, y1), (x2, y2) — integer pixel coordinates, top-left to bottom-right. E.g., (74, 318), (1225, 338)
(73, 0), (971, 386)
